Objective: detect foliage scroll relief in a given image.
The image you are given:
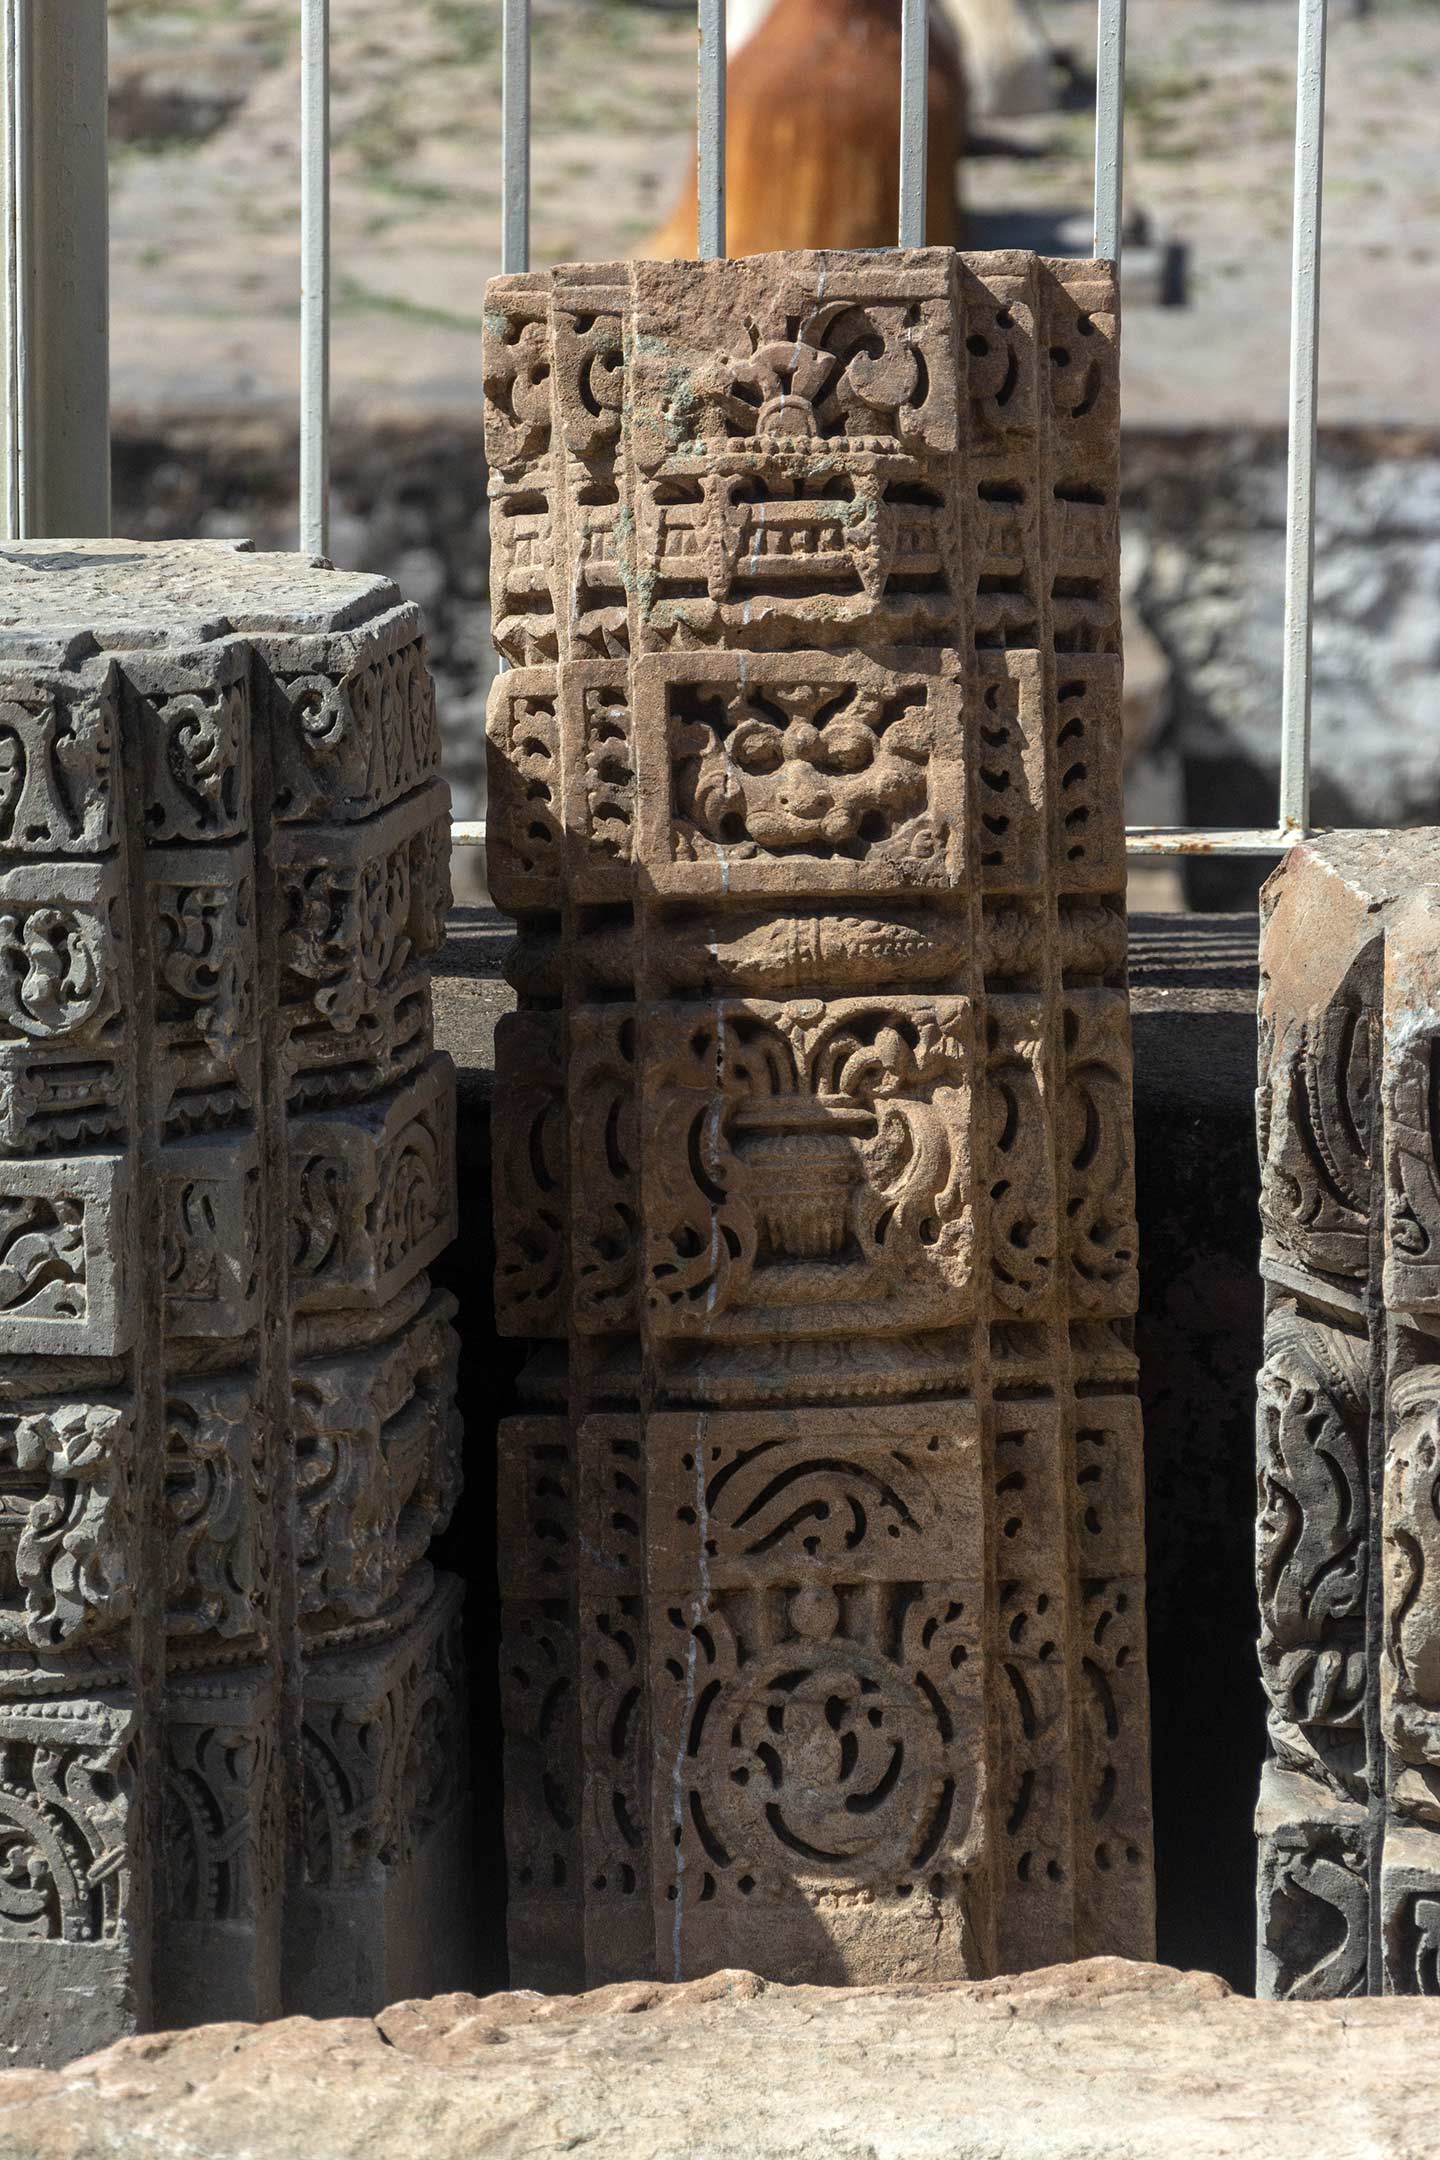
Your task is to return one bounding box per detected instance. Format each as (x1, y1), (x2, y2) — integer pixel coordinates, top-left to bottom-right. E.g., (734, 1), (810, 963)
(485, 249), (1152, 1987)
(0, 541), (466, 2064)
(1257, 833), (1440, 1997)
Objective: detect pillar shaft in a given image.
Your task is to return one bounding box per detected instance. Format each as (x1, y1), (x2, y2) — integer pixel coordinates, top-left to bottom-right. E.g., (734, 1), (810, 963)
(1258, 831), (1440, 1998)
(485, 248), (1152, 1986)
(0, 539), (465, 2063)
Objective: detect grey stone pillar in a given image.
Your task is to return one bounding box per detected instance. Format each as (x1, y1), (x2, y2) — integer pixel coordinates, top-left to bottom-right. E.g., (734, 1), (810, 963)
(1258, 831), (1440, 1997)
(0, 540), (467, 2063)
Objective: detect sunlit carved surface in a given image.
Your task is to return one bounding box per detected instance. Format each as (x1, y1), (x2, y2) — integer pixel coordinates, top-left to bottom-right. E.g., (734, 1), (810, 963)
(485, 249), (1149, 1989)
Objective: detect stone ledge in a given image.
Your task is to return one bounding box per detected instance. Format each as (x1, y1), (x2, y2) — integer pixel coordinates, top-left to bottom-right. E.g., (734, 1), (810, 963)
(0, 1957), (1433, 2158)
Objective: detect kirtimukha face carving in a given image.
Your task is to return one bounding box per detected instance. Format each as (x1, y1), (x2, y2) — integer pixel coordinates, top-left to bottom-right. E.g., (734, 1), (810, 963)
(681, 684), (931, 853)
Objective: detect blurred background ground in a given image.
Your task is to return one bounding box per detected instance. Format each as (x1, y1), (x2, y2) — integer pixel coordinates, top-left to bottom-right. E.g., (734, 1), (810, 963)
(107, 0), (1440, 424)
(104, 0), (1440, 904)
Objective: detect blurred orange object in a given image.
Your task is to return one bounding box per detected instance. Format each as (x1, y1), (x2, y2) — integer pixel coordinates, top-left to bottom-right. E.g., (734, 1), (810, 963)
(641, 0), (966, 260)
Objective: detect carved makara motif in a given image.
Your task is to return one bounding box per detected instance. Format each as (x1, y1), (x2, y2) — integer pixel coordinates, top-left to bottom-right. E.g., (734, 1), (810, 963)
(488, 252), (1143, 1987)
(1259, 1816), (1369, 2000)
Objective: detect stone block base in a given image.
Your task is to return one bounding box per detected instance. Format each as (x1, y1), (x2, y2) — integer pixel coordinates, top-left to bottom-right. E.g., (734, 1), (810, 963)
(286, 1575), (471, 2018)
(286, 1804), (476, 2020)
(0, 1939), (145, 2073)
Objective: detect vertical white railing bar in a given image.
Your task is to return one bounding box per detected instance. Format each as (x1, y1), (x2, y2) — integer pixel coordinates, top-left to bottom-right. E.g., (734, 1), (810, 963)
(1, 0), (109, 541)
(299, 0), (330, 557)
(1093, 0), (1127, 262)
(898, 0), (928, 247)
(2, 0), (28, 539)
(697, 0), (726, 260)
(1278, 0), (1327, 838)
(502, 0), (531, 274)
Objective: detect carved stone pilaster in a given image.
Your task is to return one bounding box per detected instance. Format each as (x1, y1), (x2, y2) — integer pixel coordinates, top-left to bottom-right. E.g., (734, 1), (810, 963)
(1257, 831), (1440, 1996)
(0, 541), (464, 2063)
(485, 249), (1150, 1986)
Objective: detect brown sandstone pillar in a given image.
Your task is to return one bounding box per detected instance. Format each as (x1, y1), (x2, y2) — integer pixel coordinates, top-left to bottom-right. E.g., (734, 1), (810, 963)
(1257, 832), (1440, 1997)
(0, 541), (467, 2062)
(486, 249), (1151, 1987)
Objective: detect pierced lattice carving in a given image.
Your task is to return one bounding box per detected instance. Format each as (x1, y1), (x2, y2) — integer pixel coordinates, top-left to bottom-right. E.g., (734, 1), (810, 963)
(486, 250), (1150, 1987)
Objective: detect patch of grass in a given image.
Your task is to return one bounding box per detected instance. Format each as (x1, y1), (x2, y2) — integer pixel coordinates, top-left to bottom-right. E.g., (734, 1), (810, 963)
(343, 87), (422, 177)
(335, 273), (487, 334)
(429, 0), (501, 66)
(363, 169), (458, 208)
(110, 0), (287, 25)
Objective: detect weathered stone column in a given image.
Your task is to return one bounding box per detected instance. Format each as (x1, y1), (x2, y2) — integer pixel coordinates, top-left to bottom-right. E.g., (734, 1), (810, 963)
(1257, 831), (1440, 1998)
(0, 540), (467, 2063)
(485, 248), (1151, 1987)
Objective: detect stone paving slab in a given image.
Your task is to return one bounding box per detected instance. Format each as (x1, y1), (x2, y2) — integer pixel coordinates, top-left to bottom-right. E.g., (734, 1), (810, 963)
(0, 1957), (1435, 2159)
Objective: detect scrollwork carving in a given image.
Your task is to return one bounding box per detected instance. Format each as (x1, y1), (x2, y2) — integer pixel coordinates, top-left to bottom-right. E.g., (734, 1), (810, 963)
(0, 1399), (132, 1649)
(0, 1700), (137, 1943)
(486, 254), (1140, 1987)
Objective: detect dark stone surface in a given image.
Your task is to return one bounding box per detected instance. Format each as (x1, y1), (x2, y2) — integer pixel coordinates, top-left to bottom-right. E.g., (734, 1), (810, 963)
(429, 911), (518, 1997)
(432, 907), (1265, 1993)
(1130, 915), (1263, 1991)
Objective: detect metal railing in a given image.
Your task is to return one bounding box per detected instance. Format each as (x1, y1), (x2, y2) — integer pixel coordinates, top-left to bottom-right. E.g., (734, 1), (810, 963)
(1, 0), (1333, 861)
(2, 0), (109, 540)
